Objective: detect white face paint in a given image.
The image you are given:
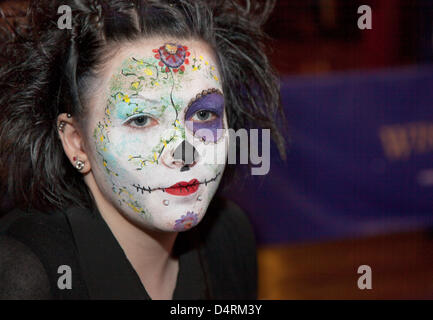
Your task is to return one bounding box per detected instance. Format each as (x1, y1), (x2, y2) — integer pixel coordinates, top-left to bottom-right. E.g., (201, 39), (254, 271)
(88, 40), (228, 232)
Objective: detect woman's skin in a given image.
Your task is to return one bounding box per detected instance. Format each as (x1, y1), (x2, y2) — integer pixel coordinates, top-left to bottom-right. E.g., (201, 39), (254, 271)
(57, 38), (228, 299)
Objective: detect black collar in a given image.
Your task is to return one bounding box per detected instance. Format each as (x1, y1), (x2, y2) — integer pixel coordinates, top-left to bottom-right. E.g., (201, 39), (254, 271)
(63, 206), (207, 300)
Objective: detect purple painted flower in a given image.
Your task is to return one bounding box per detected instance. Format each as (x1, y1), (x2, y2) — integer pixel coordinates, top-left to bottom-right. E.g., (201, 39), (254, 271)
(153, 43), (190, 72)
(174, 211), (199, 231)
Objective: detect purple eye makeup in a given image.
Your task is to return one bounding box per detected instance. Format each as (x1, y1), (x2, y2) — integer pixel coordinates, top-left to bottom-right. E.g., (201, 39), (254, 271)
(185, 88), (224, 142)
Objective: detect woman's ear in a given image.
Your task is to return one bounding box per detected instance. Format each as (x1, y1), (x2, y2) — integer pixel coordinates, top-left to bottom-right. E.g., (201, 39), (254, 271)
(57, 113), (92, 174)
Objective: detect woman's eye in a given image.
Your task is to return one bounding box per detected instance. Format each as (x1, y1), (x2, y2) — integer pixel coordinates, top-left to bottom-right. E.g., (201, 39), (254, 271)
(125, 115), (158, 128)
(191, 110), (217, 122)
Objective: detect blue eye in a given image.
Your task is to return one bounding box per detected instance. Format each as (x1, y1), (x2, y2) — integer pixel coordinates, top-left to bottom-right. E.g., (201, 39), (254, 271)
(124, 115), (158, 129)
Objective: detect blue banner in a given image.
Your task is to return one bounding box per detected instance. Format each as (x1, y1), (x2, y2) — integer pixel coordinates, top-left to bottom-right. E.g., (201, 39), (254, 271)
(223, 66), (433, 245)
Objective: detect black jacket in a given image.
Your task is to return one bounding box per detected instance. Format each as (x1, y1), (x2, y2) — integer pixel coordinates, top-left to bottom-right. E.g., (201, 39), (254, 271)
(0, 198), (257, 300)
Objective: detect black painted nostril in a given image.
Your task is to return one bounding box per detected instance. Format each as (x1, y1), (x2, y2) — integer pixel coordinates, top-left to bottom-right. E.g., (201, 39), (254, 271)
(173, 140), (198, 165)
(180, 165), (190, 172)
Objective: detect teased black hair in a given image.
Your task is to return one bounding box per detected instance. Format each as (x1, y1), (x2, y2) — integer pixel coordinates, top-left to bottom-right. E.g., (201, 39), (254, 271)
(0, 0), (286, 212)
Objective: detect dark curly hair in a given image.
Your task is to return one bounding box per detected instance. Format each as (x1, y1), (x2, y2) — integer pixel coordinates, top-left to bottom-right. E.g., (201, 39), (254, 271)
(0, 0), (286, 212)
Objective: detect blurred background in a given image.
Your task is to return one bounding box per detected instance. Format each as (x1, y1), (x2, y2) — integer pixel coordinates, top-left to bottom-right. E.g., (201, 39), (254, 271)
(1, 0), (433, 299)
(228, 0), (433, 299)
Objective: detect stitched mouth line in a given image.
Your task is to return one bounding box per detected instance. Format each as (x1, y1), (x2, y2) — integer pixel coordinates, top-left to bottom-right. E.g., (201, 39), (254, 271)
(132, 172), (221, 195)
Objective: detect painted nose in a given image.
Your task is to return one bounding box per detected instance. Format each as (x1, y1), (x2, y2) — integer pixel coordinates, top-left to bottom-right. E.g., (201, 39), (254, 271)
(164, 140), (199, 171)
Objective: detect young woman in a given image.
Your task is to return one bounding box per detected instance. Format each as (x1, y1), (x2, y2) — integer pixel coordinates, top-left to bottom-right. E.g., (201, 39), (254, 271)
(0, 0), (285, 299)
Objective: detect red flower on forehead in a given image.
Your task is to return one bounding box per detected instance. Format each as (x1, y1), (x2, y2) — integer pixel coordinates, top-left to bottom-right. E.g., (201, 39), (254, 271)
(154, 43), (190, 70)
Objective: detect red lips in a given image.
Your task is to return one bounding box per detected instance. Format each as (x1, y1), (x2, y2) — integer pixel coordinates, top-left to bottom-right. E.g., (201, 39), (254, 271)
(165, 179), (199, 196)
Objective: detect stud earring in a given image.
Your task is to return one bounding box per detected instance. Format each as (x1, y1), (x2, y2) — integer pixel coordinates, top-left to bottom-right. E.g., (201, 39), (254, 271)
(58, 121), (66, 132)
(75, 159), (85, 171)
(197, 196), (203, 201)
(67, 113), (72, 118)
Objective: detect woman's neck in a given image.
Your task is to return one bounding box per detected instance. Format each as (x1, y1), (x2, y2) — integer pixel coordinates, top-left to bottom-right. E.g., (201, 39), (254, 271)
(85, 174), (179, 299)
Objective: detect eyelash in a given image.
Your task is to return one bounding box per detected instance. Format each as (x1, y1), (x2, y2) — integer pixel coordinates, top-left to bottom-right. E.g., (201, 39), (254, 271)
(123, 114), (158, 129)
(190, 110), (219, 122)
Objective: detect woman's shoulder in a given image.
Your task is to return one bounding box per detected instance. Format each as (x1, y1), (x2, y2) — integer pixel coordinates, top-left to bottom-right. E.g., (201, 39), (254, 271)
(0, 207), (73, 245)
(0, 234), (52, 299)
(0, 207), (88, 299)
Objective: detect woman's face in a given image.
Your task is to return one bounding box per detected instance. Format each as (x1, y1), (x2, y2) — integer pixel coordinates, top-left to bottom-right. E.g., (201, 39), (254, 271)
(85, 39), (228, 232)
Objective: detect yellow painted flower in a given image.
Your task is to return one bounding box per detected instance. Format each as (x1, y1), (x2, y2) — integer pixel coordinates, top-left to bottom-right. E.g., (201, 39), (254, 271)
(175, 119), (181, 125)
(163, 140), (167, 147)
(144, 68), (153, 76)
(213, 75), (219, 81)
(154, 152), (158, 161)
(154, 82), (160, 86)
(103, 160), (107, 167)
(211, 66), (215, 71)
(106, 108), (111, 115)
(128, 155), (133, 160)
(199, 56), (204, 61)
(205, 61), (209, 66)
(127, 203), (140, 213)
(123, 94), (130, 103)
(193, 66), (198, 71)
(100, 135), (104, 142)
(132, 82), (139, 89)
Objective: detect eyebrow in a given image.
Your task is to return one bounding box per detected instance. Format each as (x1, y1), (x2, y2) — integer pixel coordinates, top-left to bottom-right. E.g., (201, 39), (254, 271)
(187, 88), (224, 109)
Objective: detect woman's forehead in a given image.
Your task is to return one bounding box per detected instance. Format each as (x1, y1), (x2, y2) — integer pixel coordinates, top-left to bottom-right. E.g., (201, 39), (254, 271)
(105, 38), (219, 78)
(95, 38), (223, 115)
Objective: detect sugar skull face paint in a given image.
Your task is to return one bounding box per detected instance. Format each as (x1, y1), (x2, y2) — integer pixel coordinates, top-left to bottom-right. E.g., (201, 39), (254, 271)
(88, 40), (228, 233)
